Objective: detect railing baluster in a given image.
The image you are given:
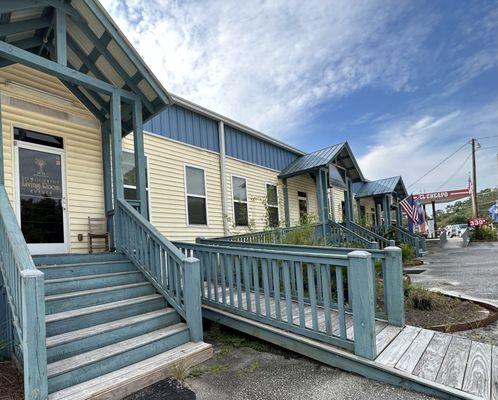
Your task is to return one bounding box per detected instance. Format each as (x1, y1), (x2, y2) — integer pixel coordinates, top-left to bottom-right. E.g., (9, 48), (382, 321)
(242, 256), (252, 312)
(220, 252), (226, 304)
(261, 258), (271, 319)
(235, 256), (243, 309)
(226, 254), (235, 306)
(211, 252), (219, 303)
(252, 257), (261, 315)
(205, 251), (212, 301)
(336, 267), (347, 340)
(295, 261), (305, 328)
(272, 259), (281, 320)
(321, 264), (332, 335)
(283, 261), (293, 324)
(307, 264), (318, 331)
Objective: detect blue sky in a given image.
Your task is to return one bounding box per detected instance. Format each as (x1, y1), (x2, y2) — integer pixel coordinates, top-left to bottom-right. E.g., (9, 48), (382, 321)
(102, 0), (498, 193)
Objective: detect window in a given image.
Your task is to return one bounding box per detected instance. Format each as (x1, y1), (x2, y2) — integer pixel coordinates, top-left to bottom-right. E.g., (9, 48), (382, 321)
(298, 191), (308, 224)
(122, 151), (149, 215)
(232, 176), (248, 226)
(266, 184), (279, 228)
(185, 165), (208, 225)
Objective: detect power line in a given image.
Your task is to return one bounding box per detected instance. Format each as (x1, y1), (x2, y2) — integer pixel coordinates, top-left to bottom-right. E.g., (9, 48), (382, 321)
(407, 141), (468, 189)
(476, 135), (498, 140)
(479, 145), (498, 150)
(436, 153), (471, 190)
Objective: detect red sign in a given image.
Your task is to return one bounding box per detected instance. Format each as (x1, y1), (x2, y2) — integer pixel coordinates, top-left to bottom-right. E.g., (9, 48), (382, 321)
(468, 218), (486, 227)
(413, 188), (470, 205)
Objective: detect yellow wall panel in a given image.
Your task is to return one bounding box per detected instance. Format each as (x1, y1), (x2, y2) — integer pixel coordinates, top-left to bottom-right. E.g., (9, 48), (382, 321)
(286, 174), (318, 226)
(0, 64), (104, 254)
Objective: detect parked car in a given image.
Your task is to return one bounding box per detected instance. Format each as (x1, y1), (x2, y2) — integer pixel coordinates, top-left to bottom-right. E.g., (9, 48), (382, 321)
(445, 224), (469, 238)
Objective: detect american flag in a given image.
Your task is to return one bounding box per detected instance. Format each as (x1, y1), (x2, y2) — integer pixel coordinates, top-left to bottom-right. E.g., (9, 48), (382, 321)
(400, 195), (418, 222)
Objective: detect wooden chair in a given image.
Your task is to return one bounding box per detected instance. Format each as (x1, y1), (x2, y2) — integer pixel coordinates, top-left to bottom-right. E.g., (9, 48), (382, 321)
(88, 217), (109, 253)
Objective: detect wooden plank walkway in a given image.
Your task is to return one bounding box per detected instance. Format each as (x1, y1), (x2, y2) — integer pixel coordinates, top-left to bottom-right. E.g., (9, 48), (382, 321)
(204, 283), (497, 400)
(376, 327), (496, 400)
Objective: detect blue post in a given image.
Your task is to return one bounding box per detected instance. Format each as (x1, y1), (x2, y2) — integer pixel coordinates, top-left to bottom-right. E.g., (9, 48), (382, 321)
(55, 8), (67, 66)
(348, 250), (377, 360)
(283, 178), (290, 227)
(316, 170), (327, 239)
(384, 246), (404, 326)
(132, 99), (148, 219)
(396, 205), (402, 227)
(383, 195), (390, 230)
(101, 127), (114, 249)
(183, 257), (203, 342)
(21, 269), (48, 400)
(111, 92), (123, 248)
(347, 178), (354, 224)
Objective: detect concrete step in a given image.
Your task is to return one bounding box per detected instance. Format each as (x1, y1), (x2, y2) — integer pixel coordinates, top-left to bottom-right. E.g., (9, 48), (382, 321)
(39, 260), (136, 280)
(48, 341), (213, 400)
(46, 308), (181, 363)
(45, 294), (167, 336)
(45, 271), (146, 295)
(45, 282), (156, 314)
(47, 323), (191, 393)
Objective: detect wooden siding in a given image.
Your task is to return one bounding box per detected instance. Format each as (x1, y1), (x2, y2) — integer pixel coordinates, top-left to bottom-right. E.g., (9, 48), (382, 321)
(286, 173), (318, 226)
(123, 133), (225, 242)
(329, 186), (345, 223)
(0, 64), (104, 254)
(359, 197), (377, 226)
(224, 157), (284, 234)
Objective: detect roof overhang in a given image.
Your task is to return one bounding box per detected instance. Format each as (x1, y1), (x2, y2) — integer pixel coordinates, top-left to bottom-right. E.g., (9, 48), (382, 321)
(0, 0), (172, 132)
(279, 141), (365, 182)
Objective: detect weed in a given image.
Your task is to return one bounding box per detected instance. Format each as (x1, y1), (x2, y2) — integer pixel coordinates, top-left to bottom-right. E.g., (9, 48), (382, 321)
(237, 361), (261, 376)
(189, 363), (229, 378)
(170, 362), (190, 383)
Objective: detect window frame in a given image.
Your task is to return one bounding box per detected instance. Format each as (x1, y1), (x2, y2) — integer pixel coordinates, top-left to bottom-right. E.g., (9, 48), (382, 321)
(265, 182), (279, 228)
(184, 163), (209, 227)
(231, 174), (249, 227)
(122, 150), (151, 219)
(298, 191), (308, 224)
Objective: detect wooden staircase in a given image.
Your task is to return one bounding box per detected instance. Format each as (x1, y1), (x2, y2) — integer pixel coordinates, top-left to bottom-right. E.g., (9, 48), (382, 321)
(33, 252), (212, 400)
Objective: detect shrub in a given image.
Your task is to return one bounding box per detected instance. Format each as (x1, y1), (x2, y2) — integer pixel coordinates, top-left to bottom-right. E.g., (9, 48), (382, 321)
(399, 243), (416, 262)
(470, 226), (497, 241)
(406, 286), (439, 311)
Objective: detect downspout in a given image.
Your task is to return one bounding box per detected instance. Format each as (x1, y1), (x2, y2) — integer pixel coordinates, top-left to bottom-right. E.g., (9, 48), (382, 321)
(218, 121), (229, 235)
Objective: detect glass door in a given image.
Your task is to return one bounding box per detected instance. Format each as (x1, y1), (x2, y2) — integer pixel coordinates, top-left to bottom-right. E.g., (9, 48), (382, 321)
(14, 141), (68, 254)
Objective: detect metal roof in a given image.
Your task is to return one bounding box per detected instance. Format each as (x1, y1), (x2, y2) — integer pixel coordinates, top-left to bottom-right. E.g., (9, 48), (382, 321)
(278, 142), (365, 182)
(0, 0), (172, 132)
(353, 176), (408, 198)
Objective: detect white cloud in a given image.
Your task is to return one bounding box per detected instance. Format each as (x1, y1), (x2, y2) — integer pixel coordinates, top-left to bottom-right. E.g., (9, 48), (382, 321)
(100, 0), (435, 139)
(358, 102), (498, 192)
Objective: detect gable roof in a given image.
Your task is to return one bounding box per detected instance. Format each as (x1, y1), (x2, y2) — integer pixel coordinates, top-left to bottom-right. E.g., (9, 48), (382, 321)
(279, 142), (365, 182)
(352, 176), (408, 198)
(0, 0), (172, 131)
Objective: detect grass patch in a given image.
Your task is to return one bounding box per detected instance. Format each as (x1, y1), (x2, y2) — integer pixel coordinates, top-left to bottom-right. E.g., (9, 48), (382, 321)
(404, 285), (484, 329)
(0, 361), (23, 400)
(189, 363), (229, 378)
(207, 322), (274, 353)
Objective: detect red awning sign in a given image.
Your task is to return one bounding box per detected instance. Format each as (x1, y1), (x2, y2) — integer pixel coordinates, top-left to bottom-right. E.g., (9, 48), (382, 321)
(413, 188), (470, 205)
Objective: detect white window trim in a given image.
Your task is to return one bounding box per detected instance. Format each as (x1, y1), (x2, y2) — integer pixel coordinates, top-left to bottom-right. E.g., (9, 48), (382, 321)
(231, 174), (249, 227)
(265, 182), (279, 227)
(298, 191), (308, 217)
(184, 163), (209, 227)
(123, 150), (152, 220)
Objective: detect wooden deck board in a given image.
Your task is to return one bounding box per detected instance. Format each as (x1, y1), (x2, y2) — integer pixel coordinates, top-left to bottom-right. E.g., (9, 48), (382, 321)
(436, 336), (472, 390)
(395, 328), (434, 373)
(412, 332), (452, 382)
(462, 341), (492, 399)
(376, 325), (421, 367)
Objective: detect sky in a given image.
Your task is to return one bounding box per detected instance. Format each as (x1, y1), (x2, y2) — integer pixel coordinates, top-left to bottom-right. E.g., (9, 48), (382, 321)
(101, 0), (498, 194)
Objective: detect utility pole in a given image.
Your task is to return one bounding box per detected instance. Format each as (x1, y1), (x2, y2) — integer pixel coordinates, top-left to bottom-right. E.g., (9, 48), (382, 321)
(471, 138), (479, 218)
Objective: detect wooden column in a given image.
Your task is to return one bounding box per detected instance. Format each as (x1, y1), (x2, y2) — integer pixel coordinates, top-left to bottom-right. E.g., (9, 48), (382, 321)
(133, 99), (148, 219)
(111, 92), (124, 202)
(101, 126), (114, 248)
(384, 247), (405, 326)
(283, 178), (290, 227)
(55, 8), (67, 66)
(184, 257), (203, 342)
(348, 250), (377, 360)
(344, 177), (353, 224)
(431, 200), (437, 232)
(396, 204), (402, 227)
(383, 194), (390, 229)
(315, 171), (325, 240)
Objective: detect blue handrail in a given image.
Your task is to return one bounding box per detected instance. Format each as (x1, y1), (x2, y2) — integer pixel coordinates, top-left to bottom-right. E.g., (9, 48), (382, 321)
(0, 186), (47, 399)
(115, 199), (203, 341)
